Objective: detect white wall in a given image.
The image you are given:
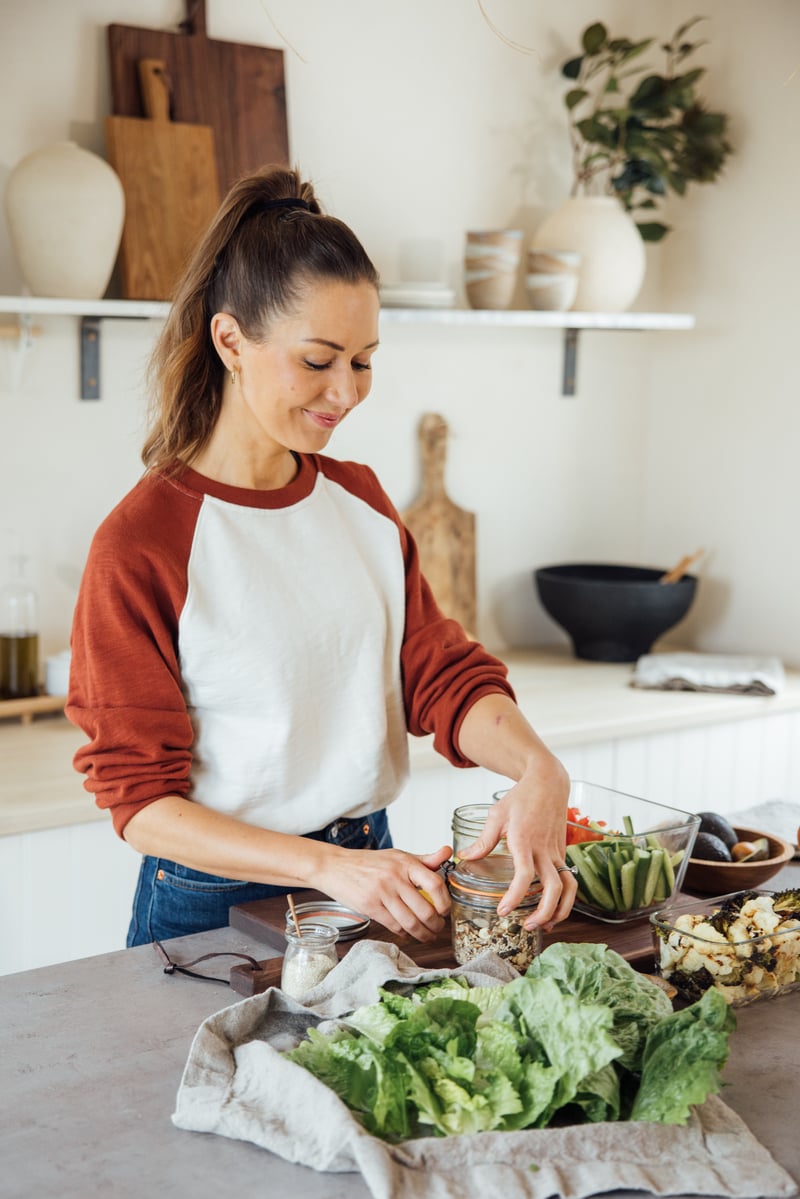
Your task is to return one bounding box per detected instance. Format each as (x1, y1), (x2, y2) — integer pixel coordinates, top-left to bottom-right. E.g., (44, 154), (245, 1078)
(1, 0), (798, 665)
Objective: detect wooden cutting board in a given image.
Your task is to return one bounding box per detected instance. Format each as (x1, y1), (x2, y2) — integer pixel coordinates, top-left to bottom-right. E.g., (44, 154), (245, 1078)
(227, 889), (656, 996)
(107, 0), (289, 198)
(105, 58), (220, 300)
(401, 414), (477, 638)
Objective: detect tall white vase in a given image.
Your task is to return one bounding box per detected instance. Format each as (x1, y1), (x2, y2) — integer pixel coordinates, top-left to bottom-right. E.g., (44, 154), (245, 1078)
(4, 142), (125, 300)
(530, 196), (645, 313)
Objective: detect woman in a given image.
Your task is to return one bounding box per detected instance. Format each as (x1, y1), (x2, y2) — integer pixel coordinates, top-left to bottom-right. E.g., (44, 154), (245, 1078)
(67, 165), (575, 948)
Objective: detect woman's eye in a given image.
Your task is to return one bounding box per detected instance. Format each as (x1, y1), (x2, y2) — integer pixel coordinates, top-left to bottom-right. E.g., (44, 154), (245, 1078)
(353, 361), (372, 373)
(304, 359), (332, 371)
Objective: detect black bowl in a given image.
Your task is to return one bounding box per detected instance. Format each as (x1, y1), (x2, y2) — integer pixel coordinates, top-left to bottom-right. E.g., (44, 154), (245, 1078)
(534, 563), (697, 662)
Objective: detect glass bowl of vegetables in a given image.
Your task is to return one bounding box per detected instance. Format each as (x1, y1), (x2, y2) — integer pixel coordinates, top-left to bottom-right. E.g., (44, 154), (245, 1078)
(565, 781), (700, 923)
(650, 888), (800, 1006)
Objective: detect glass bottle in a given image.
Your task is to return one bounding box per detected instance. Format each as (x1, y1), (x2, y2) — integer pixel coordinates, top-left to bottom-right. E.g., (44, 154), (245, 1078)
(280, 921), (339, 999)
(0, 536), (40, 700)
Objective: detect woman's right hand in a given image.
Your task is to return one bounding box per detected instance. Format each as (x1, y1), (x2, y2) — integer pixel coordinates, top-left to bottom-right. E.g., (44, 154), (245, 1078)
(319, 843), (453, 942)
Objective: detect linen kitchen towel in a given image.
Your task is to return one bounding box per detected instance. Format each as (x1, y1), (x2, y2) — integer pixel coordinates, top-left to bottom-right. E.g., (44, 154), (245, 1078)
(172, 940), (798, 1199)
(632, 652), (785, 696)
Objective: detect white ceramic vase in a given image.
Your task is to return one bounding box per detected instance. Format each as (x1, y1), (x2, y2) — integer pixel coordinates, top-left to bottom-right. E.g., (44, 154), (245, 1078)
(530, 196), (645, 313)
(4, 141), (125, 299)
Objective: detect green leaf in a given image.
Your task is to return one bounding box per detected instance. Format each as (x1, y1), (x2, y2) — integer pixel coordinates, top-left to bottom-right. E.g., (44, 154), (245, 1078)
(576, 115), (619, 149)
(565, 87), (589, 110)
(631, 988), (736, 1124)
(582, 22), (607, 55)
(673, 15), (706, 43)
(562, 55), (584, 80)
(618, 38), (655, 65)
(637, 222), (670, 242)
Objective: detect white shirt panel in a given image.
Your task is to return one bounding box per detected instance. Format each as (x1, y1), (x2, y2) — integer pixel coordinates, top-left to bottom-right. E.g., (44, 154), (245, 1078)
(178, 472), (410, 832)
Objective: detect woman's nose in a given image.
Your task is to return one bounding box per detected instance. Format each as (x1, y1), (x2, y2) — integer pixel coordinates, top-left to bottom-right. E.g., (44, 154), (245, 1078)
(325, 368), (362, 409)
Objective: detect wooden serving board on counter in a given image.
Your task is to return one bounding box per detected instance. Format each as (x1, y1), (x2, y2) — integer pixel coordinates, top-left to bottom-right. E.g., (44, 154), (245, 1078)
(228, 889), (656, 997)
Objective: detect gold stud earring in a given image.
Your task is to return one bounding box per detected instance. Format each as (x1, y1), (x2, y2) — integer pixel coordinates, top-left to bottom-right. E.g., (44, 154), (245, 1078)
(230, 367), (237, 385)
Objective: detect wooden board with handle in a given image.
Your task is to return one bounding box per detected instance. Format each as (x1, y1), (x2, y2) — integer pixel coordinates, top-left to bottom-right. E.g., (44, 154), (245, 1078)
(108, 0), (289, 198)
(400, 414), (477, 638)
(227, 889), (657, 996)
(105, 58), (220, 300)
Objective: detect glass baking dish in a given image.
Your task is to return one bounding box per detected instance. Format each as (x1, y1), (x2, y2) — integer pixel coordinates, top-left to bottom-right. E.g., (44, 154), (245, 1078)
(650, 888), (800, 1006)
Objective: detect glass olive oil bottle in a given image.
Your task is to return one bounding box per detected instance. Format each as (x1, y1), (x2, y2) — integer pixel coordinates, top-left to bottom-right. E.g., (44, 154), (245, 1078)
(1, 535), (40, 699)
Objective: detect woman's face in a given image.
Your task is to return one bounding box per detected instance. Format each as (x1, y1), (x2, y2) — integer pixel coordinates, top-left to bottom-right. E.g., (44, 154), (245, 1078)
(216, 278), (380, 458)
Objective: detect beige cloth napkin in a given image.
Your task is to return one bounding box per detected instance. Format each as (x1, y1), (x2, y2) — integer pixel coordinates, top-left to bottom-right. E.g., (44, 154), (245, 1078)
(632, 652), (785, 696)
(172, 940), (798, 1199)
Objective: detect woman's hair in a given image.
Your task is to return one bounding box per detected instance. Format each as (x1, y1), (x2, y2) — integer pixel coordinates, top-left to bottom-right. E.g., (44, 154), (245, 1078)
(142, 165), (379, 471)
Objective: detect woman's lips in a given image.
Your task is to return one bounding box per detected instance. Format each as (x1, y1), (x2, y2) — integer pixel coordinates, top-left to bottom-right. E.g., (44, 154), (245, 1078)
(304, 409), (340, 429)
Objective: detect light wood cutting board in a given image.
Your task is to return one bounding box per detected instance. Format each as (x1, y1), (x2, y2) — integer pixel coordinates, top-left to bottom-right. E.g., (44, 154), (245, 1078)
(105, 58), (220, 300)
(401, 414), (477, 638)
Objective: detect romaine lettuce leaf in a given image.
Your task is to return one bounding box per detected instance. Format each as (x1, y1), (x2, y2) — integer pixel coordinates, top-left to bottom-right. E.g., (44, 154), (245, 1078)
(630, 987), (736, 1124)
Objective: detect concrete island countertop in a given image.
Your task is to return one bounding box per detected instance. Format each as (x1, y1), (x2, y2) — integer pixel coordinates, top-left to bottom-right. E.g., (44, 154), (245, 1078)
(2, 864), (798, 1199)
(4, 646), (800, 838)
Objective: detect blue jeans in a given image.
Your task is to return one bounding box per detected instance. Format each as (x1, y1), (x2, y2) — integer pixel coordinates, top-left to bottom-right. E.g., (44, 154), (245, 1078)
(126, 810), (392, 947)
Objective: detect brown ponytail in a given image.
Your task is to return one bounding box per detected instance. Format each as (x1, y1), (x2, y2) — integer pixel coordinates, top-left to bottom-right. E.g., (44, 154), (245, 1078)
(142, 165), (379, 472)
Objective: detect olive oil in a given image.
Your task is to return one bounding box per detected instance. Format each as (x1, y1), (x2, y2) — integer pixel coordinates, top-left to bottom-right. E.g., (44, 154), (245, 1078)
(1, 535), (40, 699)
(0, 633), (40, 699)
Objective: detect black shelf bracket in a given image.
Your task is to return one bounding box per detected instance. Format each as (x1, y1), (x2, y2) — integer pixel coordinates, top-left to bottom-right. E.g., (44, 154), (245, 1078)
(80, 316), (101, 400)
(562, 328), (579, 396)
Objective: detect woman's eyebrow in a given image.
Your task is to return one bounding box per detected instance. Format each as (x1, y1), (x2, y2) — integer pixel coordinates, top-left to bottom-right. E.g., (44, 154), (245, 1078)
(302, 337), (380, 352)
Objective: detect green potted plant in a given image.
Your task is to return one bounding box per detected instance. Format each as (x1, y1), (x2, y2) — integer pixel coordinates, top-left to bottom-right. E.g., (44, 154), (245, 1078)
(531, 17), (732, 311)
(562, 17), (733, 241)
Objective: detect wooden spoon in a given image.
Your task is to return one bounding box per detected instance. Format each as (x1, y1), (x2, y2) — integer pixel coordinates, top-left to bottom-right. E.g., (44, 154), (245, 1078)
(659, 548), (704, 585)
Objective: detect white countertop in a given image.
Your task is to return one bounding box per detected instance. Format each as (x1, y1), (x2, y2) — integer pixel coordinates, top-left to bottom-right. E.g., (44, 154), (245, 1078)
(4, 647), (800, 838)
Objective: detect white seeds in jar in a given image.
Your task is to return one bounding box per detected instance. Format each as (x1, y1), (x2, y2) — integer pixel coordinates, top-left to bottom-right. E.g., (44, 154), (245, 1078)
(281, 952), (336, 998)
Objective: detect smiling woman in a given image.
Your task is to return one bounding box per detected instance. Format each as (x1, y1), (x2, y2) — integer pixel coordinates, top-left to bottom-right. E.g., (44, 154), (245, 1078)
(65, 164), (574, 953)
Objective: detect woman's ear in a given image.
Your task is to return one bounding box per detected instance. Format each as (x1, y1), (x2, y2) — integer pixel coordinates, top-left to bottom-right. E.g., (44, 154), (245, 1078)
(210, 312), (243, 374)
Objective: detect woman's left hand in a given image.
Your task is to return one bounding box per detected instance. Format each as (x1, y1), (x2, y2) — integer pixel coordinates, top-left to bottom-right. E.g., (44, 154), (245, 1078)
(456, 760), (576, 932)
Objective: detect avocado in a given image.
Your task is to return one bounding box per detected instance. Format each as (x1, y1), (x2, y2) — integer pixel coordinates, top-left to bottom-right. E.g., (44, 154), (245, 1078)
(692, 831), (733, 862)
(696, 811), (738, 850)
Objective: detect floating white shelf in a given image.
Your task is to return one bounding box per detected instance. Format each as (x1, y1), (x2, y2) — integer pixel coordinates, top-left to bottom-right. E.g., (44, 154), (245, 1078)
(0, 295), (695, 398)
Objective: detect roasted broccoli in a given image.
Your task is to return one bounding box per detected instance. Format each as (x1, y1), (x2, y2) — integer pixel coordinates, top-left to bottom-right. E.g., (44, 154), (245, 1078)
(772, 887), (800, 916)
(707, 890), (762, 936)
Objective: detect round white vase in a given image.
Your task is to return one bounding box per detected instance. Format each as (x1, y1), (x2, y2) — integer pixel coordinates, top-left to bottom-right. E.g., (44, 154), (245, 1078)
(4, 141), (125, 299)
(530, 196), (645, 312)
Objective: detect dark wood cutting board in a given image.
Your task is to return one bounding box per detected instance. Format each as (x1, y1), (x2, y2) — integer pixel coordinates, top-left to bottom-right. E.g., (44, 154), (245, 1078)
(107, 0), (289, 198)
(228, 889), (656, 997)
(400, 414), (477, 638)
(105, 58), (220, 300)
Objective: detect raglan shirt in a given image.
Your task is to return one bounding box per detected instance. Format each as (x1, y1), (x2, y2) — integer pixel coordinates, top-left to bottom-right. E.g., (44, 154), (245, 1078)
(67, 454), (515, 839)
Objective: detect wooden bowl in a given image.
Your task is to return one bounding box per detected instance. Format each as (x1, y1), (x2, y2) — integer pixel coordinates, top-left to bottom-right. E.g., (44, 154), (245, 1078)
(683, 824), (795, 894)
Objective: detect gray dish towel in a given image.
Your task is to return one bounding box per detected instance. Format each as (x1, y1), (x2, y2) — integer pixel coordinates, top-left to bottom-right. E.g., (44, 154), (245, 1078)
(632, 652), (785, 696)
(172, 940), (798, 1199)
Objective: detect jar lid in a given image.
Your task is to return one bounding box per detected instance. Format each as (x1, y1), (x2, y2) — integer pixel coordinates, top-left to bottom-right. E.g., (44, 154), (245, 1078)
(284, 901), (369, 941)
(447, 856), (542, 903)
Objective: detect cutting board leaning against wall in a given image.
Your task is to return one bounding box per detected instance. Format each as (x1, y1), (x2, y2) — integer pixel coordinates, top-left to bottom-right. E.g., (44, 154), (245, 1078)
(401, 414), (477, 639)
(107, 0), (289, 197)
(105, 59), (220, 300)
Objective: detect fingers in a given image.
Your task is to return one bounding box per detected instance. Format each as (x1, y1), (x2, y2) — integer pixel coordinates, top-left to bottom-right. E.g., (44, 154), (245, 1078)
(333, 847), (451, 941)
(523, 865), (578, 931)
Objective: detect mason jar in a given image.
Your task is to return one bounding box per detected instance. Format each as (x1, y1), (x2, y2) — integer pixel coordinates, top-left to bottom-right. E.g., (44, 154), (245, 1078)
(452, 803), (510, 861)
(280, 921), (339, 999)
(446, 857), (543, 970)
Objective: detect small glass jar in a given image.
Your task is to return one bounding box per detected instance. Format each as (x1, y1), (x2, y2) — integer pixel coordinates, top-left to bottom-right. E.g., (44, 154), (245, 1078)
(280, 921), (339, 999)
(447, 858), (543, 970)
